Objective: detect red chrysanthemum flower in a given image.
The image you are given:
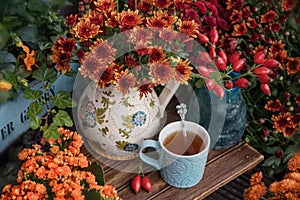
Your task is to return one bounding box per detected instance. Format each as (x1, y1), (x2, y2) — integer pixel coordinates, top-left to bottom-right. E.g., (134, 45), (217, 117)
(149, 60), (174, 85)
(226, 0), (244, 11)
(247, 18), (258, 29)
(261, 10), (276, 23)
(148, 47), (166, 63)
(280, 0), (296, 11)
(137, 0), (153, 13)
(57, 36), (76, 54)
(137, 79), (153, 99)
(286, 57), (300, 74)
(97, 65), (116, 88)
(230, 10), (243, 24)
(270, 22), (281, 32)
(88, 10), (104, 27)
(153, 0), (173, 9)
(232, 21), (247, 36)
(125, 54), (138, 67)
(295, 94), (300, 105)
(283, 125), (298, 137)
(265, 99), (283, 112)
(65, 14), (77, 27)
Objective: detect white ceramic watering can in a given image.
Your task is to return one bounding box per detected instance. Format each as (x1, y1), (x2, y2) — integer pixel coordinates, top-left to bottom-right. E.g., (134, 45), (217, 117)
(76, 79), (180, 160)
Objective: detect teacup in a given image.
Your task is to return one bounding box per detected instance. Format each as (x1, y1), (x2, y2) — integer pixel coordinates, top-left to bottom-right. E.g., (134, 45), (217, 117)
(139, 121), (210, 188)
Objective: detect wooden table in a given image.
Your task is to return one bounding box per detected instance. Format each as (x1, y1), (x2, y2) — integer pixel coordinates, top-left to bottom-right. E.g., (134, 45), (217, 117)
(84, 142), (263, 200)
(82, 96), (264, 199)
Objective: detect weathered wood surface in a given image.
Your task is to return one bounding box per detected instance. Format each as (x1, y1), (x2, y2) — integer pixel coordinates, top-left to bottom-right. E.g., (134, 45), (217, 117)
(82, 97), (264, 199)
(83, 143), (263, 200)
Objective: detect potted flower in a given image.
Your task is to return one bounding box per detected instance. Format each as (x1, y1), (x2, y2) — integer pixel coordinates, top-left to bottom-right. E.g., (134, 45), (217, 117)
(0, 0), (80, 154)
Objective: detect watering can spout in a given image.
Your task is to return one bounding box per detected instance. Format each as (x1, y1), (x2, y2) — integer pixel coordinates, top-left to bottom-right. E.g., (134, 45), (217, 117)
(158, 79), (180, 118)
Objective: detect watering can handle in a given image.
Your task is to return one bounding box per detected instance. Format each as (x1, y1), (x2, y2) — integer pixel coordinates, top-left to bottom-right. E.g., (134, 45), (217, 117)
(158, 79), (180, 117)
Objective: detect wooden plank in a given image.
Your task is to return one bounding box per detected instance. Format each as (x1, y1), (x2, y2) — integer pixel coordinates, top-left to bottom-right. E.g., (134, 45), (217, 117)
(116, 143), (263, 200)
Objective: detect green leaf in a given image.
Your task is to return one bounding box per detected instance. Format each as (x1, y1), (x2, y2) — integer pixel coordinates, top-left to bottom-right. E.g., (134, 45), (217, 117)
(29, 116), (42, 130)
(53, 110), (73, 127)
(0, 51), (16, 64)
(82, 189), (101, 200)
(43, 123), (60, 139)
(261, 156), (275, 167)
(27, 102), (43, 118)
(16, 25), (38, 43)
(53, 91), (73, 109)
(195, 78), (204, 88)
(84, 162), (105, 186)
(23, 89), (43, 100)
(32, 67), (57, 83)
(0, 25), (9, 49)
(27, 0), (47, 12)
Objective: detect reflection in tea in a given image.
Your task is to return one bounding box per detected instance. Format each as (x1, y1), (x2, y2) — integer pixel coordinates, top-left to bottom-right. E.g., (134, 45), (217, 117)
(163, 131), (205, 156)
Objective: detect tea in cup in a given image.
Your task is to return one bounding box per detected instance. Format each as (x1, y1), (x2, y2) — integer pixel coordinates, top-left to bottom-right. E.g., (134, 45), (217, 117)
(139, 121), (210, 188)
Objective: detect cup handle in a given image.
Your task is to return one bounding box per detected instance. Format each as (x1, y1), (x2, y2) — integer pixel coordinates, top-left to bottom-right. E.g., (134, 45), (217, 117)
(139, 140), (162, 170)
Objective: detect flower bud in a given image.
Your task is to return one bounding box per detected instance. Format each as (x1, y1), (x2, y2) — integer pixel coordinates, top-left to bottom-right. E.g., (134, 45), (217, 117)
(234, 78), (250, 89)
(263, 59), (279, 68)
(205, 79), (215, 90)
(215, 56), (226, 71)
(254, 51), (266, 65)
(197, 65), (210, 77)
(260, 83), (271, 95)
(232, 58), (245, 72)
(229, 51), (241, 65)
(253, 67), (271, 75)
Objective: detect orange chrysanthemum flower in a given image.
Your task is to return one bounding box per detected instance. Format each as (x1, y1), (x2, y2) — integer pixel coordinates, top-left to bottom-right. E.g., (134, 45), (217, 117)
(173, 58), (193, 84)
(71, 19), (100, 42)
(79, 55), (104, 79)
(149, 60), (174, 85)
(147, 15), (168, 28)
(154, 10), (177, 28)
(286, 57), (300, 74)
(243, 183), (267, 200)
(265, 99), (283, 112)
(261, 10), (276, 23)
(130, 27), (154, 44)
(287, 152), (300, 171)
(250, 172), (264, 186)
(280, 0), (296, 11)
(232, 21), (247, 36)
(94, 0), (116, 15)
(116, 10), (143, 30)
(272, 112), (292, 134)
(116, 69), (137, 95)
(176, 19), (199, 39)
(269, 178), (300, 194)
